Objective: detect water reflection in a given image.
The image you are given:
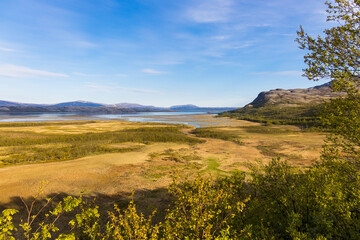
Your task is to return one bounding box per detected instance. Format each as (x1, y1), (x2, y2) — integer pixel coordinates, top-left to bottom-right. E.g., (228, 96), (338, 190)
(0, 111), (229, 127)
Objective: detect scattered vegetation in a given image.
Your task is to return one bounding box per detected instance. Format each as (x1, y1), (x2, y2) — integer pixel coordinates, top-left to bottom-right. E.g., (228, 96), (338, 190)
(201, 157), (225, 174)
(1, 0), (359, 238)
(0, 121), (97, 128)
(257, 144), (303, 162)
(0, 126), (204, 166)
(141, 148), (204, 180)
(149, 148), (202, 163)
(219, 104), (325, 129)
(3, 156), (360, 239)
(191, 127), (242, 144)
(242, 125), (295, 134)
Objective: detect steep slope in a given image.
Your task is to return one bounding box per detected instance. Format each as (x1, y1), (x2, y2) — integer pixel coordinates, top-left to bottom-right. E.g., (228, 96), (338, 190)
(247, 82), (341, 108)
(220, 82), (341, 128)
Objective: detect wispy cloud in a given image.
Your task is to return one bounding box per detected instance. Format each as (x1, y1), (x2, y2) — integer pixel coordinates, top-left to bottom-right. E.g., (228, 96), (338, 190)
(114, 73), (128, 77)
(0, 64), (68, 78)
(226, 41), (255, 49)
(73, 40), (97, 48)
(72, 72), (104, 77)
(210, 35), (230, 41)
(185, 0), (234, 23)
(119, 86), (158, 94)
(232, 23), (272, 31)
(253, 71), (303, 76)
(0, 47), (17, 52)
(85, 82), (113, 92)
(149, 60), (183, 65)
(142, 68), (168, 75)
(73, 72), (128, 78)
(85, 82), (158, 94)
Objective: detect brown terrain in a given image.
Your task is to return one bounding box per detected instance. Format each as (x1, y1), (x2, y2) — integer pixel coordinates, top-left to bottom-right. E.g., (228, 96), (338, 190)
(0, 116), (325, 207)
(246, 82), (342, 108)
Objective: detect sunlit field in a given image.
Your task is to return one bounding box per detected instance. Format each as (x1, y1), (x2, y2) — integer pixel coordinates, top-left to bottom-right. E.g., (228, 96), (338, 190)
(0, 116), (325, 205)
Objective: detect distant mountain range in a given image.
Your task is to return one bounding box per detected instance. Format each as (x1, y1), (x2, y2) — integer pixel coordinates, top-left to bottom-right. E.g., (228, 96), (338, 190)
(0, 100), (236, 113)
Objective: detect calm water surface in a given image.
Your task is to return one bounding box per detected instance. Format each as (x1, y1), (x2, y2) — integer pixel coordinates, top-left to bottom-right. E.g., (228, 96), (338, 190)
(0, 111), (230, 128)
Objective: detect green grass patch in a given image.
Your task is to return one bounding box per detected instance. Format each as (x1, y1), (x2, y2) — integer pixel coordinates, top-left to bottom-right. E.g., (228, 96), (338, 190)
(2, 144), (142, 165)
(0, 126), (204, 166)
(0, 127), (204, 147)
(201, 157), (226, 174)
(0, 121), (97, 128)
(149, 148), (202, 163)
(257, 144), (304, 161)
(219, 104), (325, 130)
(191, 128), (242, 144)
(141, 162), (203, 181)
(242, 126), (294, 134)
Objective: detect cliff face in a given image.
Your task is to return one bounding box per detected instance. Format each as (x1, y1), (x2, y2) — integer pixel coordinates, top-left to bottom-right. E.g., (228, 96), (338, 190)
(247, 82), (342, 108)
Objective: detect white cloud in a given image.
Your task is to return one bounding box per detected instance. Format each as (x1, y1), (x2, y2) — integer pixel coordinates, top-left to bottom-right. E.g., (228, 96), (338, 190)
(142, 68), (168, 75)
(186, 0), (234, 23)
(0, 64), (68, 78)
(0, 47), (17, 52)
(253, 71), (303, 76)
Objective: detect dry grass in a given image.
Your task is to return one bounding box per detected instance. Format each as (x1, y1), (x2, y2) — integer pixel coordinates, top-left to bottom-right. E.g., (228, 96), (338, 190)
(0, 120), (171, 134)
(0, 117), (326, 206)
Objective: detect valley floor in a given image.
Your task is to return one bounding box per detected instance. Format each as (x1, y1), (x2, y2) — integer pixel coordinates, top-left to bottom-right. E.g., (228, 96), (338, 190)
(0, 116), (325, 208)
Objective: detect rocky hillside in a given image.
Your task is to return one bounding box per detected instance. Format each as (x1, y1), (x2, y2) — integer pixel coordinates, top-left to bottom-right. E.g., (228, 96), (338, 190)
(219, 82), (344, 128)
(247, 82), (342, 108)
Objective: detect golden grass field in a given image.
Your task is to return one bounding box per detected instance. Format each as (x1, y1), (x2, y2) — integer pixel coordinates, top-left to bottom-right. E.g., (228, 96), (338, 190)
(0, 116), (326, 207)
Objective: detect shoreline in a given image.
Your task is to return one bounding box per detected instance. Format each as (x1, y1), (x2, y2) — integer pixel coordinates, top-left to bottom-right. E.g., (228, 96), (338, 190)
(0, 112), (233, 128)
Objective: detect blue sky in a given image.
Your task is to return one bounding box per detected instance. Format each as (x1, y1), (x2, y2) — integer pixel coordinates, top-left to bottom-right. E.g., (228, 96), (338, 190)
(0, 0), (330, 107)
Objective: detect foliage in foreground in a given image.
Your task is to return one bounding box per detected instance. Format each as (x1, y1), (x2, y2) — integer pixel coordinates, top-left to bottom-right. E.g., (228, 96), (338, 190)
(1, 0), (360, 238)
(2, 155), (360, 239)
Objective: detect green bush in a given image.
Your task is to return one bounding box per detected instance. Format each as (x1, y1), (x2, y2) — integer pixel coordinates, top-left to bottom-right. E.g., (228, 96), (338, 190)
(2, 157), (360, 239)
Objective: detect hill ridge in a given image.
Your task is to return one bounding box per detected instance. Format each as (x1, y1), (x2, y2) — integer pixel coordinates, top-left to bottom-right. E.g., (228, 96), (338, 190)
(246, 82), (341, 108)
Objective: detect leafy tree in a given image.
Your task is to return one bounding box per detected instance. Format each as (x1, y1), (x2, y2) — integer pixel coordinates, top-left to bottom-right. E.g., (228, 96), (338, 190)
(296, 1), (360, 238)
(297, 0), (359, 93)
(161, 174), (251, 239)
(297, 0), (360, 159)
